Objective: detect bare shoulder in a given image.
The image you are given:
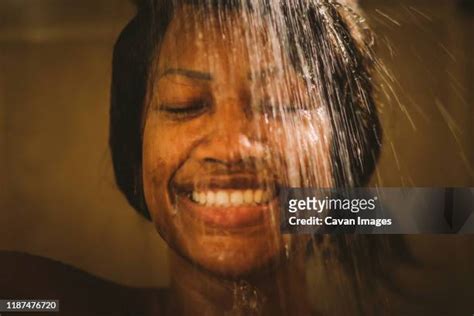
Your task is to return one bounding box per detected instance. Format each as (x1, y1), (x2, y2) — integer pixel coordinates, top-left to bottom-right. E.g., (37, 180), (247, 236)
(0, 251), (166, 315)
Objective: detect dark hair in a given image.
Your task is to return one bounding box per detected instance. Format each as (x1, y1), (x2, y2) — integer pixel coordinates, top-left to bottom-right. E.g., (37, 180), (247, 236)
(109, 0), (381, 220)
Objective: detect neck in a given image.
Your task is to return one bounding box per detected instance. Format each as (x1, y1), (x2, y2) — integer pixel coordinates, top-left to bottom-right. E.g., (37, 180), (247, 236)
(166, 249), (310, 316)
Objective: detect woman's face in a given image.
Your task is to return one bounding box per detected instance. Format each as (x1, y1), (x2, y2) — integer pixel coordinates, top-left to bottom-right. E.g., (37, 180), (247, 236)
(142, 6), (332, 276)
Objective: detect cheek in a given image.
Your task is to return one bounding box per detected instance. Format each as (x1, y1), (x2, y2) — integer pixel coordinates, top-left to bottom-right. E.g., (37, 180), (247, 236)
(142, 119), (182, 223)
(142, 128), (167, 226)
(142, 115), (205, 229)
(265, 111), (333, 187)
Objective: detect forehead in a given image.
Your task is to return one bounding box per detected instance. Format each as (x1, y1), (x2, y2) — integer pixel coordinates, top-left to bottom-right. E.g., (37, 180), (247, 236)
(157, 5), (290, 77)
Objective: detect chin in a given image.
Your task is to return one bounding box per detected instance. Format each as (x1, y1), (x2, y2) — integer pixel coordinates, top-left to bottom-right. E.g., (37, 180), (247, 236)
(160, 219), (285, 277)
(188, 234), (284, 277)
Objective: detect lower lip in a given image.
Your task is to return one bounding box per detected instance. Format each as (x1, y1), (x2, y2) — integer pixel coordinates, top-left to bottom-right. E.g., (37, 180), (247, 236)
(176, 195), (278, 229)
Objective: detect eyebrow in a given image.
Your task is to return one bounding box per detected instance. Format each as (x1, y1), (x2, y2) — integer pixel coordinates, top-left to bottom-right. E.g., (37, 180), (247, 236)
(159, 67), (282, 82)
(159, 68), (213, 81)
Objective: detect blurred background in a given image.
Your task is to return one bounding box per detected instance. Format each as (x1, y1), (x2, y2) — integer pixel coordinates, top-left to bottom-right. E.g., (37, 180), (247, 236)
(0, 0), (472, 288)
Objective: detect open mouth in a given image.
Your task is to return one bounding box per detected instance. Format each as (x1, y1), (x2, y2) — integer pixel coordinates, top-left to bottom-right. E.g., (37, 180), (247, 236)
(171, 175), (280, 229)
(191, 189), (274, 206)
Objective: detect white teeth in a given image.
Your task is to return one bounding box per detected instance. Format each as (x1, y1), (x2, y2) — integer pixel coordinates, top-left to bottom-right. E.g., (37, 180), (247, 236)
(215, 191), (229, 206)
(254, 190), (263, 204)
(190, 189), (273, 206)
(230, 191), (244, 205)
(192, 191), (199, 203)
(243, 190), (253, 204)
(198, 192), (206, 205)
(206, 191), (215, 206)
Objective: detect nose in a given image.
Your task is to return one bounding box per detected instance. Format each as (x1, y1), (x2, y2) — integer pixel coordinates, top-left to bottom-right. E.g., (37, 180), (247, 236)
(192, 96), (265, 166)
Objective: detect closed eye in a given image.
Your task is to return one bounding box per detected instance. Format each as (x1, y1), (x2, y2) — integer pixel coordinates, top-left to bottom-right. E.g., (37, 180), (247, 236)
(159, 100), (209, 120)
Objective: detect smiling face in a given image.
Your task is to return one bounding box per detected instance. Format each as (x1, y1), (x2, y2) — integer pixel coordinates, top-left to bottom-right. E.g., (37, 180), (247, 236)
(142, 5), (333, 276)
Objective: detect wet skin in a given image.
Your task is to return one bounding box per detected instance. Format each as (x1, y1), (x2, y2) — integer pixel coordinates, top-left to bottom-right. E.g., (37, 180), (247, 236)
(142, 5), (332, 276)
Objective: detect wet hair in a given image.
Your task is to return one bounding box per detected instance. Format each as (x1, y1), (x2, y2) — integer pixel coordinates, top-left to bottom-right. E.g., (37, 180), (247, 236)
(110, 0), (381, 219)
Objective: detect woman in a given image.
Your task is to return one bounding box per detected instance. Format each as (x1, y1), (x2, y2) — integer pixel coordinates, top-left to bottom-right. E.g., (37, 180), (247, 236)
(0, 1), (410, 315)
(109, 0), (409, 315)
